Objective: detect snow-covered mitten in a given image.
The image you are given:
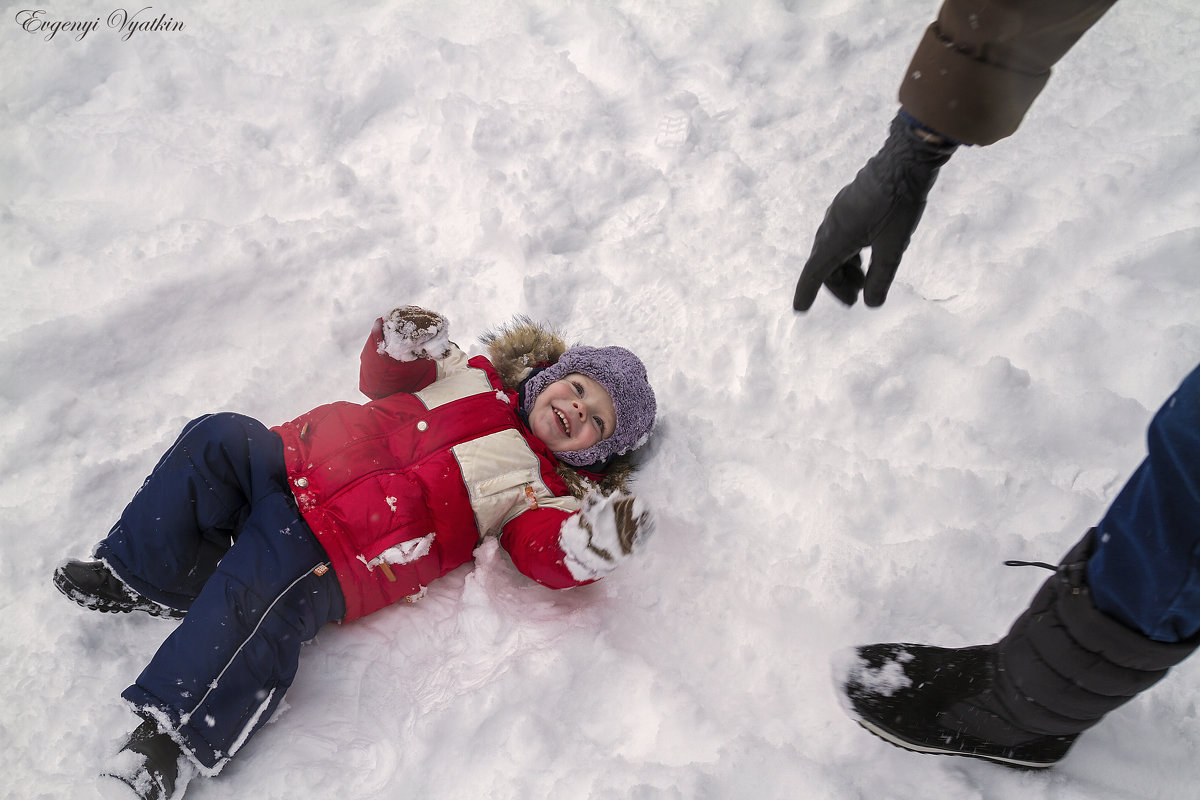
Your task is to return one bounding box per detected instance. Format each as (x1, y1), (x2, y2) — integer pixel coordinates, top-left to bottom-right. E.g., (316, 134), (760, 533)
(558, 489), (654, 581)
(379, 306), (452, 361)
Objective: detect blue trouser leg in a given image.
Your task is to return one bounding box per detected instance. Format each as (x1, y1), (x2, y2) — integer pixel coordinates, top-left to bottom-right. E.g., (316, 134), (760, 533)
(96, 413), (346, 771)
(123, 498), (343, 772)
(1089, 363), (1200, 643)
(96, 413), (295, 609)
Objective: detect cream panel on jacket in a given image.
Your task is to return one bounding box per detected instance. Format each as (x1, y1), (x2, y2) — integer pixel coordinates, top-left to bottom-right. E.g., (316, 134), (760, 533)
(414, 346), (489, 409)
(452, 429), (582, 538)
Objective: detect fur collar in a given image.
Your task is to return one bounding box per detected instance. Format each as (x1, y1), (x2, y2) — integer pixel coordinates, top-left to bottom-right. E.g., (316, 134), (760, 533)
(480, 316), (635, 498)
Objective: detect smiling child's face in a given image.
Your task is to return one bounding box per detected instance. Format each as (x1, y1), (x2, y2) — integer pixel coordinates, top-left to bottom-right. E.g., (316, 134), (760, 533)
(528, 372), (616, 454)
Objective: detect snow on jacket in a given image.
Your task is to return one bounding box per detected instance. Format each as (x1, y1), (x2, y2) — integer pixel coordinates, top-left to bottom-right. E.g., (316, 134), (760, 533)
(898, 0), (1118, 145)
(271, 319), (617, 622)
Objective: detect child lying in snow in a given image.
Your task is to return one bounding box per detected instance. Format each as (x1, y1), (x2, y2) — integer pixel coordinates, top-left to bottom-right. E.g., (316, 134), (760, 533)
(54, 307), (657, 800)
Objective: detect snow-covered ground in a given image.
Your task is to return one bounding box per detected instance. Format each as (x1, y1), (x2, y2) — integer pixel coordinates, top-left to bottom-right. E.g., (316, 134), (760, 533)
(3, 1), (1199, 798)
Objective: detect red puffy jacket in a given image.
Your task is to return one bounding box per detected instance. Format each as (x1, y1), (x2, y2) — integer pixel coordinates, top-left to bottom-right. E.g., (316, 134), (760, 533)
(271, 321), (589, 621)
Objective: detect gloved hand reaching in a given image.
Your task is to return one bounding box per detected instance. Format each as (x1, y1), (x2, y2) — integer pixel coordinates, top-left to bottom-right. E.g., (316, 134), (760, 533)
(793, 113), (957, 311)
(558, 489), (654, 582)
(379, 306), (452, 361)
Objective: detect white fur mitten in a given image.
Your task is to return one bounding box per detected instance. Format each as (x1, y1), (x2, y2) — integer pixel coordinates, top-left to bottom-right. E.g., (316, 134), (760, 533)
(558, 489), (654, 582)
(379, 306), (452, 361)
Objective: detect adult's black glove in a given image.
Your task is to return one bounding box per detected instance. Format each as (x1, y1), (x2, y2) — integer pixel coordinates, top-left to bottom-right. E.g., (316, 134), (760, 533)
(793, 113), (957, 311)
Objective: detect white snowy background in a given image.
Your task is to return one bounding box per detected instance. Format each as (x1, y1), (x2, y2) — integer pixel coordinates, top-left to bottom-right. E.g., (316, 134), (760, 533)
(3, 1), (1199, 798)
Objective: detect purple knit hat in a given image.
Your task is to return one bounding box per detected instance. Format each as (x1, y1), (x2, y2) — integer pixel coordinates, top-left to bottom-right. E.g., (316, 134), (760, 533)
(522, 345), (656, 467)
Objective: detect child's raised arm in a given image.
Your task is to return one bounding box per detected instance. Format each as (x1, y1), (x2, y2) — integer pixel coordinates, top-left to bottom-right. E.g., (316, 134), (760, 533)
(358, 306), (452, 400)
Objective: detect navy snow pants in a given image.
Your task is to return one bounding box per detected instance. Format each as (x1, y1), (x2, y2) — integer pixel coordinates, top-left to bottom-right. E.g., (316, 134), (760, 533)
(95, 413), (345, 773)
(1089, 362), (1200, 643)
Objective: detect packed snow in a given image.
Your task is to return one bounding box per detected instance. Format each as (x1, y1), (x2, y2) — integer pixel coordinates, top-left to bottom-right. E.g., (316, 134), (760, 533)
(3, 1), (1199, 798)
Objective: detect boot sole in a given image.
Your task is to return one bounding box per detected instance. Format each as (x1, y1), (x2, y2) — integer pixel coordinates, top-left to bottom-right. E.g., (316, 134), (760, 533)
(53, 569), (186, 620)
(98, 771), (151, 800)
(854, 717), (1059, 770)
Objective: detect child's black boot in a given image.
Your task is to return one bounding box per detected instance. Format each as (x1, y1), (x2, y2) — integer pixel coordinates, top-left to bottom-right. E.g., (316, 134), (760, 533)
(100, 719), (195, 800)
(53, 559), (185, 619)
(841, 529), (1199, 768)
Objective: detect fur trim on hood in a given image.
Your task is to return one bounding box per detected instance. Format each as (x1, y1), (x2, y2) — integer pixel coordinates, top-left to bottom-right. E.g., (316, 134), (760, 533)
(480, 316), (637, 498)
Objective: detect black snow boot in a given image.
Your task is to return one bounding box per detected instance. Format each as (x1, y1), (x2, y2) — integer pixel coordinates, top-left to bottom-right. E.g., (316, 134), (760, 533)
(842, 529), (1199, 768)
(101, 719), (195, 800)
(53, 559), (185, 619)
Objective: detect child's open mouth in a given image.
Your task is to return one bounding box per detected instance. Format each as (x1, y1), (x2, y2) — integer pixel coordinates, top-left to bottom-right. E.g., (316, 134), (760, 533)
(554, 408), (570, 436)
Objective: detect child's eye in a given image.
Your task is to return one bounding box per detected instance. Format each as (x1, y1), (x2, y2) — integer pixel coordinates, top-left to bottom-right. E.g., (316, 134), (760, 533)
(594, 416), (605, 434)
(572, 381), (583, 396)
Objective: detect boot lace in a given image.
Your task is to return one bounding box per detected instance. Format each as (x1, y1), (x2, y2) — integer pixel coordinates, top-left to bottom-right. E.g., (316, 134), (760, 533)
(1003, 559), (1057, 571)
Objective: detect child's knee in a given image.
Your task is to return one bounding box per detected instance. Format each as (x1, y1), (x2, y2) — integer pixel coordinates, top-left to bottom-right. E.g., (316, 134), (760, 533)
(1147, 364), (1200, 452)
(187, 412), (259, 443)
